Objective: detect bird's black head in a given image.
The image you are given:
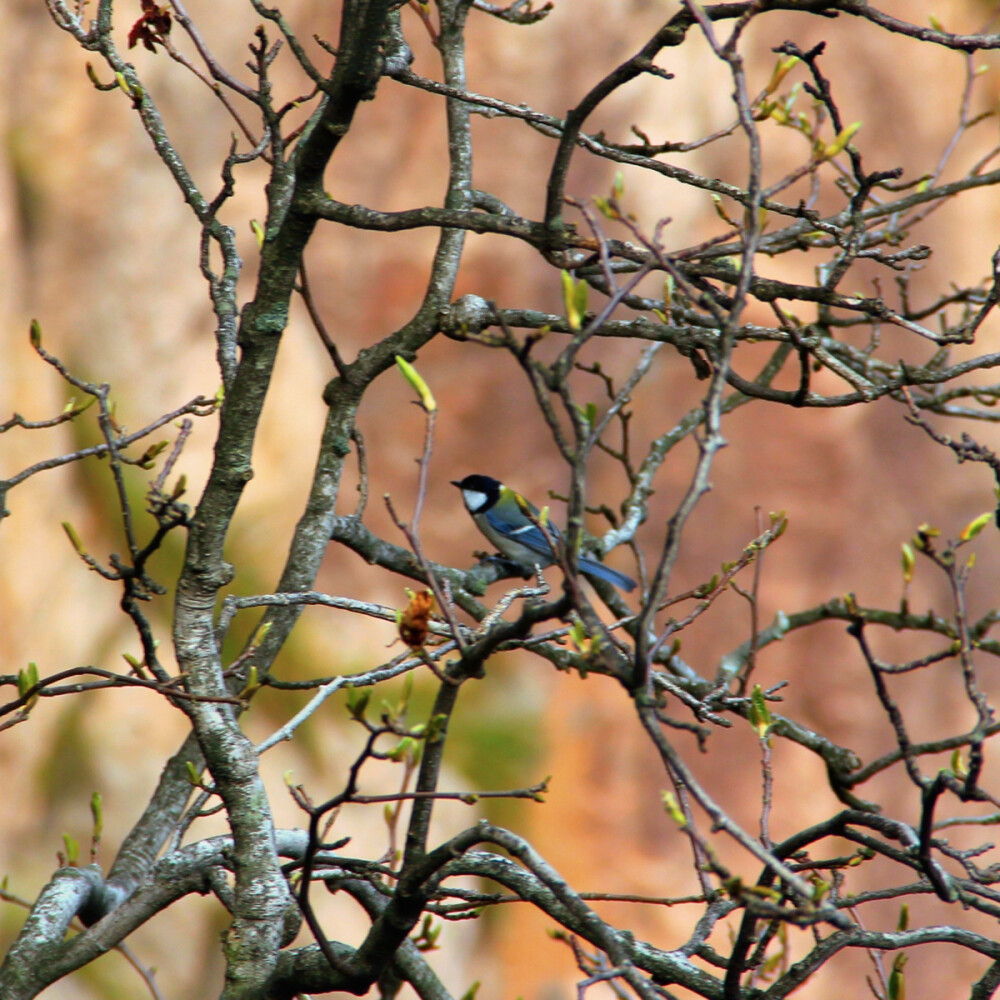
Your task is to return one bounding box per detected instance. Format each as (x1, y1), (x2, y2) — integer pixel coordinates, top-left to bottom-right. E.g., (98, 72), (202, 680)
(451, 474), (501, 493)
(451, 474), (501, 513)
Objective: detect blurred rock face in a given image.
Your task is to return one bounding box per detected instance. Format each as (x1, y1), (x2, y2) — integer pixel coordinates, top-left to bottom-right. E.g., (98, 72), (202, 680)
(3, 1), (1000, 997)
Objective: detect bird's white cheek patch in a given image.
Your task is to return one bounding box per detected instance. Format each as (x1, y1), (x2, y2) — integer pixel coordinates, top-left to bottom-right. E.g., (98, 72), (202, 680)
(462, 489), (488, 512)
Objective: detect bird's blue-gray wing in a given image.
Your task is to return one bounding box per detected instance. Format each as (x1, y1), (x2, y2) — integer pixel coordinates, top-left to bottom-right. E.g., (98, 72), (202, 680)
(483, 508), (558, 559)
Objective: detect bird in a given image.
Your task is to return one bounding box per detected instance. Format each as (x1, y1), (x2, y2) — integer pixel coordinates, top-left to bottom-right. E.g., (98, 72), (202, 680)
(451, 474), (636, 592)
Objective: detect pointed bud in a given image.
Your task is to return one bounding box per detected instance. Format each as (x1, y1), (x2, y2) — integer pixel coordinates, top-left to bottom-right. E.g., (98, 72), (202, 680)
(959, 511), (991, 542)
(61, 522), (87, 558)
(90, 792), (104, 842)
(822, 121), (863, 159)
(660, 791), (686, 826)
(900, 542), (915, 583)
(395, 355), (437, 412)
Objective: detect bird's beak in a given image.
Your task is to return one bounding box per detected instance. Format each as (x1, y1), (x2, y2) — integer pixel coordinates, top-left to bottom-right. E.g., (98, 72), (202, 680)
(450, 480), (461, 488)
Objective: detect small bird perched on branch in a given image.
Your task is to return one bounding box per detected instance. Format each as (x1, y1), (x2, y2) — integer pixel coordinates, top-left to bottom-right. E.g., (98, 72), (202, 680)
(452, 474), (636, 592)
